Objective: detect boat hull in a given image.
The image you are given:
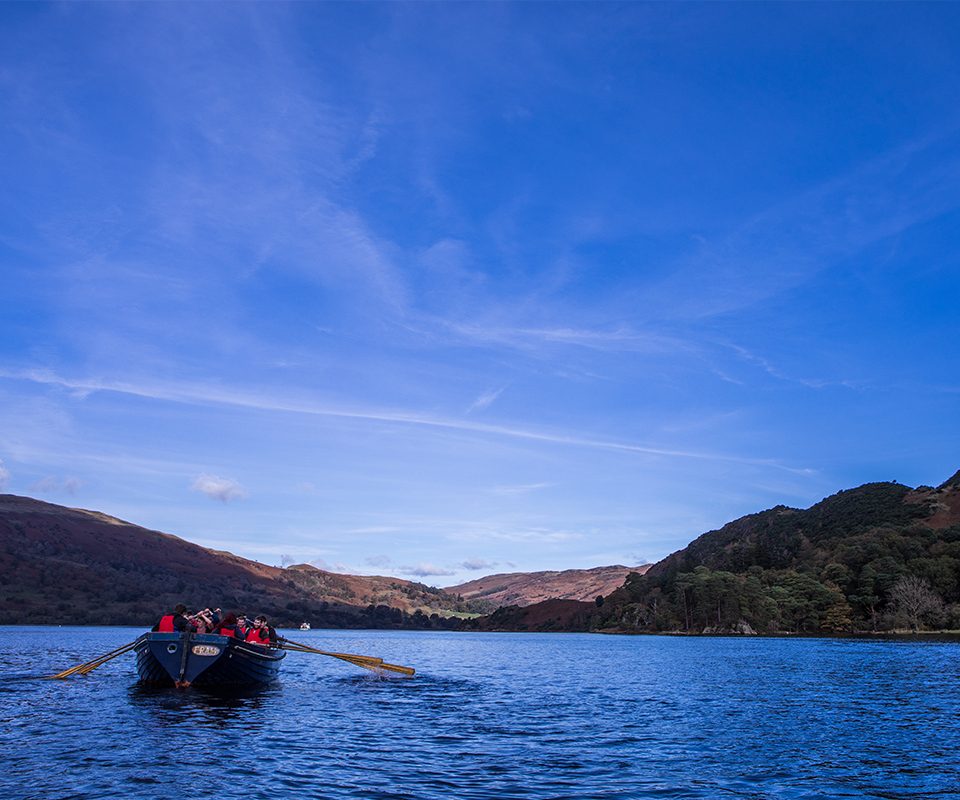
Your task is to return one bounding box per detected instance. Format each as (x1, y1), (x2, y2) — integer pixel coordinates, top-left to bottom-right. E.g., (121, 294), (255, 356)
(135, 632), (285, 688)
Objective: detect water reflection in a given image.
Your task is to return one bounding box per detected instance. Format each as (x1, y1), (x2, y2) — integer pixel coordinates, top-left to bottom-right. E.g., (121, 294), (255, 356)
(127, 682), (277, 730)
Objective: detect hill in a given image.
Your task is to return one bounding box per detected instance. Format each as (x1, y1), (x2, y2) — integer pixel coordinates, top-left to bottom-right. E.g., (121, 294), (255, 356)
(596, 471), (960, 634)
(0, 494), (477, 627)
(466, 599), (596, 632)
(448, 564), (649, 607)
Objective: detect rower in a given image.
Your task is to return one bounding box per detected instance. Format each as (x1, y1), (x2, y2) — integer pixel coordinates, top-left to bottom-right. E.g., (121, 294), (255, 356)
(245, 615), (277, 646)
(217, 612), (240, 637)
(153, 604), (190, 633)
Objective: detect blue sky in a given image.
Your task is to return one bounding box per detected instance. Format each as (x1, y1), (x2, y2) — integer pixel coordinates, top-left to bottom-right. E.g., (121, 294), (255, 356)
(1, 3), (959, 584)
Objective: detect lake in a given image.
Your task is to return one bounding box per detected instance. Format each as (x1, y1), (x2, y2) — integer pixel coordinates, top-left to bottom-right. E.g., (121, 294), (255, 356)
(2, 627), (957, 799)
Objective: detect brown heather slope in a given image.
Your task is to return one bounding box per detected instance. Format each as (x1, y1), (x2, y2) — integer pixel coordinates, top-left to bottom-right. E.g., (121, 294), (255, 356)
(0, 494), (476, 626)
(448, 564), (650, 607)
(282, 563), (486, 614)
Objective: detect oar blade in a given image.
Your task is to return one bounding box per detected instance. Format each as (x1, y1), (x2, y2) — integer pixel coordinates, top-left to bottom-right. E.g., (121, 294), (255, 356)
(46, 637), (143, 680)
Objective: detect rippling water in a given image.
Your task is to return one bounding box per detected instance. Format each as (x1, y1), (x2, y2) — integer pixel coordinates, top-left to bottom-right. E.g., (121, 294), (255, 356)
(2, 627), (958, 799)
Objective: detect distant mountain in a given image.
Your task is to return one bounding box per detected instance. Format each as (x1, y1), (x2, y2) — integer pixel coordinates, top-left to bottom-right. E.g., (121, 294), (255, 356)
(448, 564), (649, 607)
(597, 471), (960, 634)
(0, 494), (476, 627)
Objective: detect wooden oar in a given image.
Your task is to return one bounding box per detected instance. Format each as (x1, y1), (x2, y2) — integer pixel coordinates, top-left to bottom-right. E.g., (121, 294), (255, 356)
(284, 648), (413, 676)
(48, 635), (145, 680)
(48, 642), (135, 679)
(279, 637), (415, 676)
(280, 643), (385, 668)
(75, 641), (141, 676)
(356, 659), (416, 677)
(280, 638), (386, 664)
(51, 639), (142, 679)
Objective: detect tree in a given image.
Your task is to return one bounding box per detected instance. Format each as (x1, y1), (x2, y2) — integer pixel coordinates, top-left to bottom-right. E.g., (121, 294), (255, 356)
(889, 575), (943, 631)
(823, 596), (854, 632)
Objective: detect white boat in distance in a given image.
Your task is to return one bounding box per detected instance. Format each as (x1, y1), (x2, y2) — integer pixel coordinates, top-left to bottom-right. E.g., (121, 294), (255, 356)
(299, 622), (311, 631)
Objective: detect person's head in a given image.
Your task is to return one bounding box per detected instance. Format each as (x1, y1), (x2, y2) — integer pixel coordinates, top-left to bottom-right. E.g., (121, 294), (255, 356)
(255, 615), (267, 627)
(220, 612), (237, 627)
(174, 603), (187, 615)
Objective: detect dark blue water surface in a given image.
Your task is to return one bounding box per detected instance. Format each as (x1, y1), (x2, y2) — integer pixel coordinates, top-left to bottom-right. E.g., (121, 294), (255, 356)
(2, 628), (958, 799)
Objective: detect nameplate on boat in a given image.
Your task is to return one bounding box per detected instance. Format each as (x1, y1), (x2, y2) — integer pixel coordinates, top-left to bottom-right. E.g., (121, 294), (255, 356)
(192, 645), (222, 657)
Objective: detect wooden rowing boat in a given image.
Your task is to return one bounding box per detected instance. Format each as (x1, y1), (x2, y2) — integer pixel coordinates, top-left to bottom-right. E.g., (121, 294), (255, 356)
(135, 631), (285, 688)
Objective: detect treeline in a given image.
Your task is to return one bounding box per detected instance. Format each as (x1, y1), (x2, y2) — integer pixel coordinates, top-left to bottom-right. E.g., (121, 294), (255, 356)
(596, 481), (960, 634)
(598, 562), (958, 634)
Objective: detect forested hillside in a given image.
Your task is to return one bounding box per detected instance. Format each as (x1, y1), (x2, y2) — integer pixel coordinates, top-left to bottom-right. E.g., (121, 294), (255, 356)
(596, 472), (960, 634)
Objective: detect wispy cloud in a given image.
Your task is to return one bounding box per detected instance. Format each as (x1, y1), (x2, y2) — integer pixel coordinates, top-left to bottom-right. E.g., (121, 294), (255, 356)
(449, 525), (581, 544)
(641, 128), (960, 321)
(441, 320), (690, 355)
(347, 526), (402, 535)
(490, 482), (553, 496)
(726, 344), (863, 390)
(365, 554), (393, 567)
(0, 368), (810, 473)
(0, 460), (10, 491)
(466, 387), (504, 414)
(29, 476), (82, 495)
(191, 473), (246, 503)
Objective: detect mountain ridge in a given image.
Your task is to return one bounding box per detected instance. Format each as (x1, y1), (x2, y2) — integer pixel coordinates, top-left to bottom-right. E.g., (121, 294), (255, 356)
(0, 493), (633, 625)
(0, 494), (471, 626)
(448, 564), (649, 607)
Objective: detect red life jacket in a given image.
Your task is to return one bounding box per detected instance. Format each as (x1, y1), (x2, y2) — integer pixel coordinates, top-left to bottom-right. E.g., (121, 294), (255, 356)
(245, 628), (270, 645)
(219, 626), (237, 637)
(158, 614), (175, 633)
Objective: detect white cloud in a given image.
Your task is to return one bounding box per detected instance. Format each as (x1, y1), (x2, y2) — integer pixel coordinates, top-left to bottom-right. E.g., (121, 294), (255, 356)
(460, 558), (498, 571)
(0, 461), (9, 491)
(401, 563), (456, 578)
(191, 473), (246, 502)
